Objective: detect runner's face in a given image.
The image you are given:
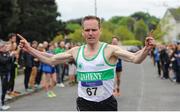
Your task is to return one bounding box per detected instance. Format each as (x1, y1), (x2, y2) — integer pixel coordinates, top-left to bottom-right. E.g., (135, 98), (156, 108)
(82, 19), (101, 44)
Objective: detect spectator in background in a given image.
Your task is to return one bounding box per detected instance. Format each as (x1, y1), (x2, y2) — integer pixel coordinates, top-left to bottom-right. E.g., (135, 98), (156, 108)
(68, 59), (76, 86)
(22, 42), (33, 92)
(160, 45), (169, 79)
(154, 44), (161, 77)
(8, 33), (17, 44)
(41, 43), (57, 98)
(6, 34), (20, 97)
(29, 41), (39, 89)
(174, 44), (180, 83)
(167, 44), (176, 81)
(34, 43), (44, 88)
(0, 41), (14, 110)
(54, 40), (66, 88)
(150, 48), (155, 66)
(8, 42), (20, 97)
(43, 41), (49, 51)
(67, 43), (76, 86)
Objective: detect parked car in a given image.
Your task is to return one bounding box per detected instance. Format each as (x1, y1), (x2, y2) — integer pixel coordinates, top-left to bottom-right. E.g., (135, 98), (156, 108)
(127, 46), (141, 53)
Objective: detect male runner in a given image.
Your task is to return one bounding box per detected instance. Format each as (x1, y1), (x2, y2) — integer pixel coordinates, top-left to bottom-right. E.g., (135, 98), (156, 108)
(17, 15), (155, 111)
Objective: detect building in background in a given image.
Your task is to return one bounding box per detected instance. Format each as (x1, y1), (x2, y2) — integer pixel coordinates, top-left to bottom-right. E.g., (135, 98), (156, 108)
(160, 7), (180, 43)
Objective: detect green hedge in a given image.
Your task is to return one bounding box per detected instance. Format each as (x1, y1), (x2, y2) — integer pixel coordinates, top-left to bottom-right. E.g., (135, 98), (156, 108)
(122, 40), (142, 46)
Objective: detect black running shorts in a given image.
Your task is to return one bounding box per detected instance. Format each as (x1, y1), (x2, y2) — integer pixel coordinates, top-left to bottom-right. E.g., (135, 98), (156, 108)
(76, 95), (118, 111)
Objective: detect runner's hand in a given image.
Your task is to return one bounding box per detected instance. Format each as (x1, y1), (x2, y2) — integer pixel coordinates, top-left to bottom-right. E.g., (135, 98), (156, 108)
(17, 34), (31, 52)
(145, 30), (155, 51)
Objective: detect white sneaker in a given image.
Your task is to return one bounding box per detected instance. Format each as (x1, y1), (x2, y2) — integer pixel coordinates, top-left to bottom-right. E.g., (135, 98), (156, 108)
(1, 105), (10, 110)
(60, 83), (65, 87)
(57, 83), (65, 87)
(34, 84), (38, 88)
(56, 83), (60, 87)
(5, 95), (13, 100)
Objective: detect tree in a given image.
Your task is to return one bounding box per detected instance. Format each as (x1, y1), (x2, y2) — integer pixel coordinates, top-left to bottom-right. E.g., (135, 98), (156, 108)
(52, 32), (64, 43)
(134, 19), (148, 42)
(109, 16), (123, 24)
(0, 0), (20, 40)
(148, 16), (160, 30)
(178, 34), (180, 40)
(131, 11), (150, 22)
(131, 11), (159, 31)
(102, 21), (117, 33)
(69, 29), (84, 43)
(66, 18), (82, 25)
(100, 28), (113, 43)
(114, 26), (135, 41)
(118, 17), (135, 32)
(66, 23), (81, 33)
(153, 24), (165, 42)
(17, 0), (63, 42)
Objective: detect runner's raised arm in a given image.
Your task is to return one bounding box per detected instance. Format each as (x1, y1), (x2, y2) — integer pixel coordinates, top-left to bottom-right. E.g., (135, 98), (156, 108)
(17, 34), (74, 65)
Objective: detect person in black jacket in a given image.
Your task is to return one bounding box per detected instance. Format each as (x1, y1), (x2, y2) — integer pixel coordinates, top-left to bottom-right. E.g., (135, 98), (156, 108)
(0, 40), (14, 110)
(22, 47), (33, 91)
(159, 45), (169, 79)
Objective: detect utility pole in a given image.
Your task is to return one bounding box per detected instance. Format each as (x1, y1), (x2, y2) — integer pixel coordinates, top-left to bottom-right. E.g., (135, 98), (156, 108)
(94, 0), (97, 16)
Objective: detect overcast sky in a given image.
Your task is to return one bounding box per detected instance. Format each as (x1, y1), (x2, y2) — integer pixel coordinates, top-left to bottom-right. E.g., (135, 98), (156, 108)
(55, 0), (180, 21)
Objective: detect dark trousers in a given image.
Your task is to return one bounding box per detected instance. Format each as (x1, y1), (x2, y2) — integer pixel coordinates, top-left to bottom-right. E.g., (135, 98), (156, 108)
(9, 68), (16, 92)
(156, 61), (161, 76)
(76, 95), (118, 111)
(176, 70), (180, 83)
(57, 64), (65, 83)
(35, 70), (42, 85)
(1, 74), (9, 105)
(163, 64), (169, 79)
(24, 67), (32, 89)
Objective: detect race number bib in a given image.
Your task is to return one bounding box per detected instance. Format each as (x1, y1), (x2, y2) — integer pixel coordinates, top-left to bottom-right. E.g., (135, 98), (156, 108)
(81, 80), (104, 96)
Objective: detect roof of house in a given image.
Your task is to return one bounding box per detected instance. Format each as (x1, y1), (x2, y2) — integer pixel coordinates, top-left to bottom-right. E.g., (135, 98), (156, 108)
(168, 7), (180, 22)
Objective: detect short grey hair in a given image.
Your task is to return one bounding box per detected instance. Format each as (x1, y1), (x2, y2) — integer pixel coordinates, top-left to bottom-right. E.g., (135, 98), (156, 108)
(81, 15), (101, 29)
(0, 39), (7, 47)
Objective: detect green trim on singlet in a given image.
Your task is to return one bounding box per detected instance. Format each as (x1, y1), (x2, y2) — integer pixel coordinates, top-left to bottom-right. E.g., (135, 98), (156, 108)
(103, 44), (116, 67)
(82, 42), (104, 61)
(76, 47), (81, 64)
(77, 68), (114, 81)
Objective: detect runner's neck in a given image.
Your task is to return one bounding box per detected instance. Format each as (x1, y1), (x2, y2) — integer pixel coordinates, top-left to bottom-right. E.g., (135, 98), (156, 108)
(86, 41), (101, 51)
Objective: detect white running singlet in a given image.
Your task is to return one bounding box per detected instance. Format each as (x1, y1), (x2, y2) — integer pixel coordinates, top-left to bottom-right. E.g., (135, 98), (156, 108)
(76, 42), (116, 102)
